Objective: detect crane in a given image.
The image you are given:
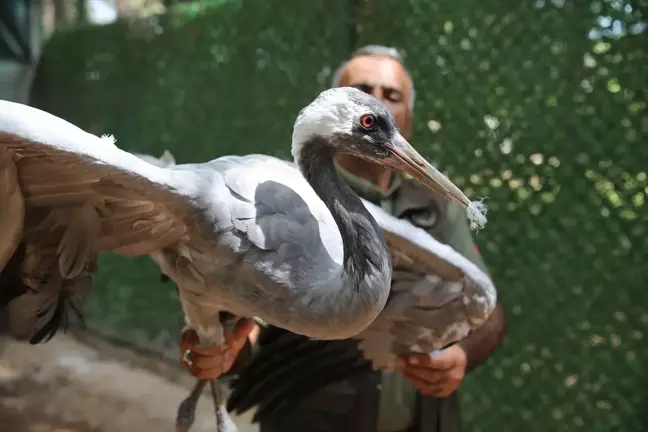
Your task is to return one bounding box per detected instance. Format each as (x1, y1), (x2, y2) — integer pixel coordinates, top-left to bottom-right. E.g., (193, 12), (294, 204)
(132, 147), (496, 431)
(0, 87), (488, 432)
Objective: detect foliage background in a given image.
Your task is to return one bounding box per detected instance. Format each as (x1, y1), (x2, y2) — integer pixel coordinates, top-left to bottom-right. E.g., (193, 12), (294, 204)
(29, 0), (648, 430)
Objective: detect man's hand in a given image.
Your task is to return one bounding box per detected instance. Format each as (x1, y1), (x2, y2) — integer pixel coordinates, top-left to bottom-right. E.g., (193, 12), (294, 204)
(396, 344), (467, 397)
(179, 318), (258, 380)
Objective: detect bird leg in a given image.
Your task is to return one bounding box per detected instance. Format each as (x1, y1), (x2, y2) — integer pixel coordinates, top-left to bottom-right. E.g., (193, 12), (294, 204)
(176, 379), (207, 432)
(210, 379), (237, 432)
(175, 322), (239, 432)
(176, 377), (236, 432)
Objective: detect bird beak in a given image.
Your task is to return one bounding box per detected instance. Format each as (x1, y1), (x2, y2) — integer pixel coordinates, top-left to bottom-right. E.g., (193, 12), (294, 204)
(385, 134), (472, 209)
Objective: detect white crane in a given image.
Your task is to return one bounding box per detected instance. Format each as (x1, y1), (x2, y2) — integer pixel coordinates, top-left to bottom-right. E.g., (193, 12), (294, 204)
(132, 147), (496, 431)
(0, 87), (488, 432)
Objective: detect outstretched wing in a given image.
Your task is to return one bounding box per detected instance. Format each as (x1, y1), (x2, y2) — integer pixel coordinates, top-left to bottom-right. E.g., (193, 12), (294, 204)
(0, 100), (202, 343)
(359, 200), (496, 368)
(227, 200), (497, 423)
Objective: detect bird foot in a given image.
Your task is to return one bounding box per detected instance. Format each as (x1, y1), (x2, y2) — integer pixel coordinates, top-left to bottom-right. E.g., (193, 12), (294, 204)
(216, 410), (238, 432)
(211, 380), (238, 432)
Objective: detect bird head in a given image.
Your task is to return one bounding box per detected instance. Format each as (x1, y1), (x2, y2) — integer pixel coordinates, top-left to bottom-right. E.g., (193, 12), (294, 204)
(292, 87), (480, 215)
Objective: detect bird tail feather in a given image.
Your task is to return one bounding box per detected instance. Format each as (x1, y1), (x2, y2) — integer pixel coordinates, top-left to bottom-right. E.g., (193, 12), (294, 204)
(226, 326), (371, 423)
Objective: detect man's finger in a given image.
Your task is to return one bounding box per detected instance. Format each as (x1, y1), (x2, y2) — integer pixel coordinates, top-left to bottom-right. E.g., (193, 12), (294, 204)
(191, 352), (227, 371)
(178, 329), (224, 357)
(405, 353), (432, 366)
(225, 319), (257, 355)
(407, 352), (455, 370)
(226, 318), (258, 345)
(419, 384), (449, 397)
(427, 354), (456, 371)
(403, 365), (447, 384)
(401, 368), (445, 388)
(404, 375), (449, 397)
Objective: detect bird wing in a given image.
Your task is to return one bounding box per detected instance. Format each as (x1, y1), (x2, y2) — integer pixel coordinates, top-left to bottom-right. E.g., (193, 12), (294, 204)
(227, 198), (497, 422)
(204, 154), (342, 261)
(358, 200), (496, 369)
(0, 100), (202, 343)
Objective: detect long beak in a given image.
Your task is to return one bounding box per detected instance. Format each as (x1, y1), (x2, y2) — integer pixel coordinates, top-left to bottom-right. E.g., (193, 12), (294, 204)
(384, 133), (472, 209)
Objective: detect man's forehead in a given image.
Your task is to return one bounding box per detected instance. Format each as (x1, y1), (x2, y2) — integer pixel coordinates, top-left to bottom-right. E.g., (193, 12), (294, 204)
(339, 55), (410, 92)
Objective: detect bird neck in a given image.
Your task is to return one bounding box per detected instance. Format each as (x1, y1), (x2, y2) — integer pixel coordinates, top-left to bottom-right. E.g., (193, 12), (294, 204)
(295, 137), (392, 291)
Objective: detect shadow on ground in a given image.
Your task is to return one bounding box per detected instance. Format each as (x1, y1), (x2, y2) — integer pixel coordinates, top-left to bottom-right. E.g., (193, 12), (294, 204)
(0, 372), (102, 432)
(0, 314), (258, 432)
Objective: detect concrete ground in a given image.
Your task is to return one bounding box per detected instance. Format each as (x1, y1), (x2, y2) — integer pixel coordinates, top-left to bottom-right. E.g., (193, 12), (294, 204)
(0, 330), (259, 432)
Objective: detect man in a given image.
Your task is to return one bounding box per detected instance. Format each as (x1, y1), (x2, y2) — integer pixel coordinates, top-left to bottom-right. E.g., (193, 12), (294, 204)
(181, 45), (507, 432)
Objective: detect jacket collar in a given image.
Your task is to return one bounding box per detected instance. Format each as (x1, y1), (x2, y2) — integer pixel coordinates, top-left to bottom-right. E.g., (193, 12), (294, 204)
(333, 160), (402, 203)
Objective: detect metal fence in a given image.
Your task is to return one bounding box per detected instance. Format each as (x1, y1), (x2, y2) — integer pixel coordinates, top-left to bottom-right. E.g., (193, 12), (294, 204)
(29, 0), (648, 430)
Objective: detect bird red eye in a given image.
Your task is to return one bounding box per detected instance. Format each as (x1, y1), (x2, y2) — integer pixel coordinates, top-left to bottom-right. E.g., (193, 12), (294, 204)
(360, 114), (376, 129)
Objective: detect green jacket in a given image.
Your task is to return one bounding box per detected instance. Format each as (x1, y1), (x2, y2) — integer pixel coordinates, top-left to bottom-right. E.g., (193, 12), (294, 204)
(336, 163), (487, 432)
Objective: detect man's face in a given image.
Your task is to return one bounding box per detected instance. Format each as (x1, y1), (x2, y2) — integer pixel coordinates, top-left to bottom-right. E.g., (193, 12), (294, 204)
(336, 55), (413, 139)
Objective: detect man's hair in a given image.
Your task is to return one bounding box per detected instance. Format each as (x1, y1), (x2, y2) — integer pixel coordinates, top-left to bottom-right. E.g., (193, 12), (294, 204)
(331, 44), (416, 112)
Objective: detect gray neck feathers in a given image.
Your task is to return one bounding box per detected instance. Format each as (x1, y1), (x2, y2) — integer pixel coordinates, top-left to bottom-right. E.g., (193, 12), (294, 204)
(295, 137), (391, 291)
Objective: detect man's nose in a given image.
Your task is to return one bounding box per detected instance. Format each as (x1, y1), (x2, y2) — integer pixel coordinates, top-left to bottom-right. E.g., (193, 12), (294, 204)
(370, 87), (385, 103)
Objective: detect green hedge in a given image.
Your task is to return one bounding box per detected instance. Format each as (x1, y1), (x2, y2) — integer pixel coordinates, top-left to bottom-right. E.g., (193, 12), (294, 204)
(353, 2), (648, 429)
(30, 0), (648, 430)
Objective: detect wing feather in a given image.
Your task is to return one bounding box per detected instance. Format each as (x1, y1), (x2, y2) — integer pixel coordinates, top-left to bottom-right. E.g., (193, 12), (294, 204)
(0, 144), (24, 271)
(0, 100), (203, 343)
